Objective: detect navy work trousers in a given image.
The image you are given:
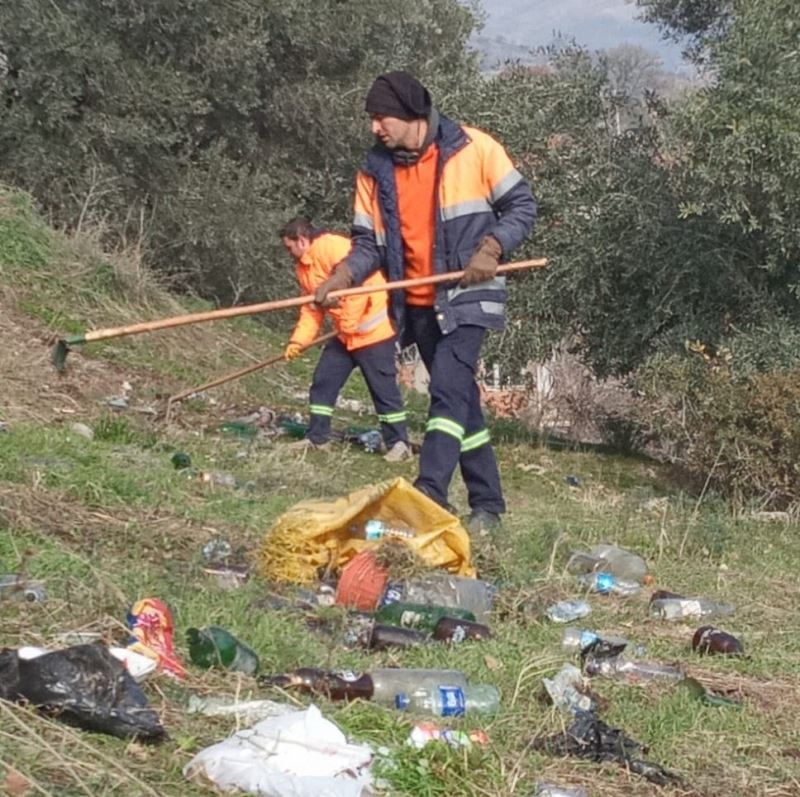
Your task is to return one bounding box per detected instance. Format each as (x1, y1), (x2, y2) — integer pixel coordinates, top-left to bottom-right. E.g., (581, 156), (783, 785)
(405, 306), (505, 515)
(308, 335), (408, 448)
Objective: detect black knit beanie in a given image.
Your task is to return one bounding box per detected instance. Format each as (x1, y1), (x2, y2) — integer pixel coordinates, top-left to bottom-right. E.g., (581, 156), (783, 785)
(364, 71), (431, 120)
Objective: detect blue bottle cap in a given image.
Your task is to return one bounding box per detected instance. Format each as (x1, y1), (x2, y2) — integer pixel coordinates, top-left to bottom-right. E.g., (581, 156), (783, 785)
(395, 693), (409, 710)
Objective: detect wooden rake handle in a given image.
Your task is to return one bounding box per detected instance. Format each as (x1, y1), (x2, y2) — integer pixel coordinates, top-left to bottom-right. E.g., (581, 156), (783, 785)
(66, 258), (547, 346)
(166, 331), (337, 407)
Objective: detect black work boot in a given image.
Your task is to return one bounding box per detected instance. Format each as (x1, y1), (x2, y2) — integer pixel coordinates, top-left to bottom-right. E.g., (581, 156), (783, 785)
(465, 508), (501, 533)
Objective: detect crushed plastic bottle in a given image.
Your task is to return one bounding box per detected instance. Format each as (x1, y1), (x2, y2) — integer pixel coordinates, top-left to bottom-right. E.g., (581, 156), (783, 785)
(198, 470), (240, 489)
(578, 571), (640, 596)
(561, 627), (628, 655)
(584, 655), (684, 684)
(649, 597), (735, 621)
(534, 783), (588, 797)
(395, 684), (499, 716)
(391, 573), (496, 623)
(546, 600), (591, 623)
(0, 575), (46, 603)
(542, 664), (595, 713)
(567, 544), (648, 583)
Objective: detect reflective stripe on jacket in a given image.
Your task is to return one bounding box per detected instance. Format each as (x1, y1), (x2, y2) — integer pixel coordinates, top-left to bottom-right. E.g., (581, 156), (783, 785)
(345, 114), (537, 339)
(289, 232), (395, 351)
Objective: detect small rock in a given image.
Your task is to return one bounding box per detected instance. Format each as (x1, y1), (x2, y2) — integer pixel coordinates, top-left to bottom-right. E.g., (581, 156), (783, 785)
(107, 397), (129, 410)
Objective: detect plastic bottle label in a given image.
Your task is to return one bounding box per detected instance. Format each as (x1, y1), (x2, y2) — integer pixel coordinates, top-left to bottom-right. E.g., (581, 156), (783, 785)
(336, 670), (361, 682)
(438, 686), (466, 716)
(400, 611), (423, 627)
(450, 624), (467, 644)
(380, 582), (404, 607)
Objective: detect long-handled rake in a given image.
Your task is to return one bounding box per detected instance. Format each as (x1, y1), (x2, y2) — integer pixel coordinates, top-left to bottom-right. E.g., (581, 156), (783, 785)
(51, 258), (547, 371)
(164, 330), (337, 421)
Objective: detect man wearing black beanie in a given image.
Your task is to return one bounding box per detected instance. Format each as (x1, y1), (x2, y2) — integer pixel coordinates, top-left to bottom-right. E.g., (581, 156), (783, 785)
(315, 71), (537, 533)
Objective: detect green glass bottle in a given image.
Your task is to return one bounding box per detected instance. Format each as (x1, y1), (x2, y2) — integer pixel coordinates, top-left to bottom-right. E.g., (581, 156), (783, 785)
(374, 602), (476, 632)
(186, 626), (260, 675)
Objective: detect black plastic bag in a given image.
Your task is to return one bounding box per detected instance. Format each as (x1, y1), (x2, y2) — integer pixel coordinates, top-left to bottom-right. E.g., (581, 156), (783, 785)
(531, 710), (681, 787)
(0, 643), (165, 740)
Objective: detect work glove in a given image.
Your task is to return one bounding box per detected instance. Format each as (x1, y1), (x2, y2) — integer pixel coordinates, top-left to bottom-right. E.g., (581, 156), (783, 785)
(460, 235), (502, 287)
(284, 342), (303, 361)
(314, 262), (353, 307)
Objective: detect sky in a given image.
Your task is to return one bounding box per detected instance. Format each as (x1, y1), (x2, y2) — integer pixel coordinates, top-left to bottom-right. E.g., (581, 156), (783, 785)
(474, 0), (688, 72)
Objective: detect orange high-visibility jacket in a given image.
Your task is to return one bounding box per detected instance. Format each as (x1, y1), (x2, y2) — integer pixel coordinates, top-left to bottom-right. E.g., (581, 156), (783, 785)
(289, 232), (395, 351)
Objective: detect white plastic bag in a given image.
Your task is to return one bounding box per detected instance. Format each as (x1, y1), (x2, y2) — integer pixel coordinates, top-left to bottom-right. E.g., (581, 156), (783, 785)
(184, 704), (373, 797)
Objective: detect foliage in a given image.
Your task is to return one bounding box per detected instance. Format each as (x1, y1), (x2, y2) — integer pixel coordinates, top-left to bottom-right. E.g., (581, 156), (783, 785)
(0, 0), (482, 304)
(636, 0), (734, 60)
(636, 343), (800, 507)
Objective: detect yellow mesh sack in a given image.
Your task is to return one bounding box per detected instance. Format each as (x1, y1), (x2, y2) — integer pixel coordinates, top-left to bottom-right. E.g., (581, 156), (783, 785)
(258, 477), (474, 584)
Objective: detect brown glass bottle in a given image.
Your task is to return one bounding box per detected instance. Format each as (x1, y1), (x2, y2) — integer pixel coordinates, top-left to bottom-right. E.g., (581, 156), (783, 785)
(691, 626), (744, 656)
(432, 616), (492, 643)
(259, 667), (374, 701)
(649, 589), (685, 603)
(368, 624), (429, 650)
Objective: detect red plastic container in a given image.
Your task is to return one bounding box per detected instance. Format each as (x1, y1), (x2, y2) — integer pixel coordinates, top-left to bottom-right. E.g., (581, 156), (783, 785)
(335, 550), (389, 611)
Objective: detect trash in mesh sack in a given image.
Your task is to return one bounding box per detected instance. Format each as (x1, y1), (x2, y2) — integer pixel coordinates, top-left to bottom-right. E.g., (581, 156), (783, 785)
(259, 477), (474, 584)
(0, 642), (165, 740)
(530, 710), (681, 787)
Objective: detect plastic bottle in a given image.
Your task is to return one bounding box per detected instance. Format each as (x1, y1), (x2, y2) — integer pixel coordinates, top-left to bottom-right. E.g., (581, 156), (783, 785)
(583, 655), (683, 683)
(198, 471), (239, 489)
(578, 571), (641, 597)
(186, 626), (260, 675)
(692, 625), (744, 656)
(350, 519), (414, 541)
(649, 597), (735, 621)
(395, 684), (499, 716)
(561, 627), (628, 654)
(432, 616), (492, 643)
(374, 601), (476, 631)
(534, 784), (588, 797)
(567, 544), (648, 583)
(542, 664), (595, 714)
(0, 574), (46, 603)
(545, 600), (591, 623)
(370, 667), (468, 704)
(394, 573), (496, 623)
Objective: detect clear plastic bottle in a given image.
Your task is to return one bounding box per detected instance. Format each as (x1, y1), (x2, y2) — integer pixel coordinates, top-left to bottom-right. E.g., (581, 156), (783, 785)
(397, 573), (496, 623)
(350, 519), (414, 540)
(561, 627), (628, 654)
(395, 684), (499, 716)
(584, 655), (683, 683)
(534, 784), (588, 797)
(578, 572), (640, 597)
(649, 597), (735, 621)
(546, 599), (591, 623)
(542, 664), (595, 713)
(370, 667), (468, 704)
(567, 544), (648, 583)
(198, 471), (240, 489)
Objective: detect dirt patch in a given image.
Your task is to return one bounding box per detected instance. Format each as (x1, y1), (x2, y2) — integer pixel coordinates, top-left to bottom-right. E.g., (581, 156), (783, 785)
(0, 300), (164, 425)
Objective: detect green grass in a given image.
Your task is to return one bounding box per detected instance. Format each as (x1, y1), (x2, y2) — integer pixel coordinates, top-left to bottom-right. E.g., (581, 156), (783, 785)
(2, 183), (800, 796)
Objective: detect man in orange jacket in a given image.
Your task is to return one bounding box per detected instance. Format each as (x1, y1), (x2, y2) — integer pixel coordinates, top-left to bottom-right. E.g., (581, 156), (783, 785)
(313, 72), (537, 531)
(280, 217), (411, 461)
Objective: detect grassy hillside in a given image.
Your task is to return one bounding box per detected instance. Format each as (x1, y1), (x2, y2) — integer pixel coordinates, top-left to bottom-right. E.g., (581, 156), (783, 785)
(1, 185), (799, 797)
